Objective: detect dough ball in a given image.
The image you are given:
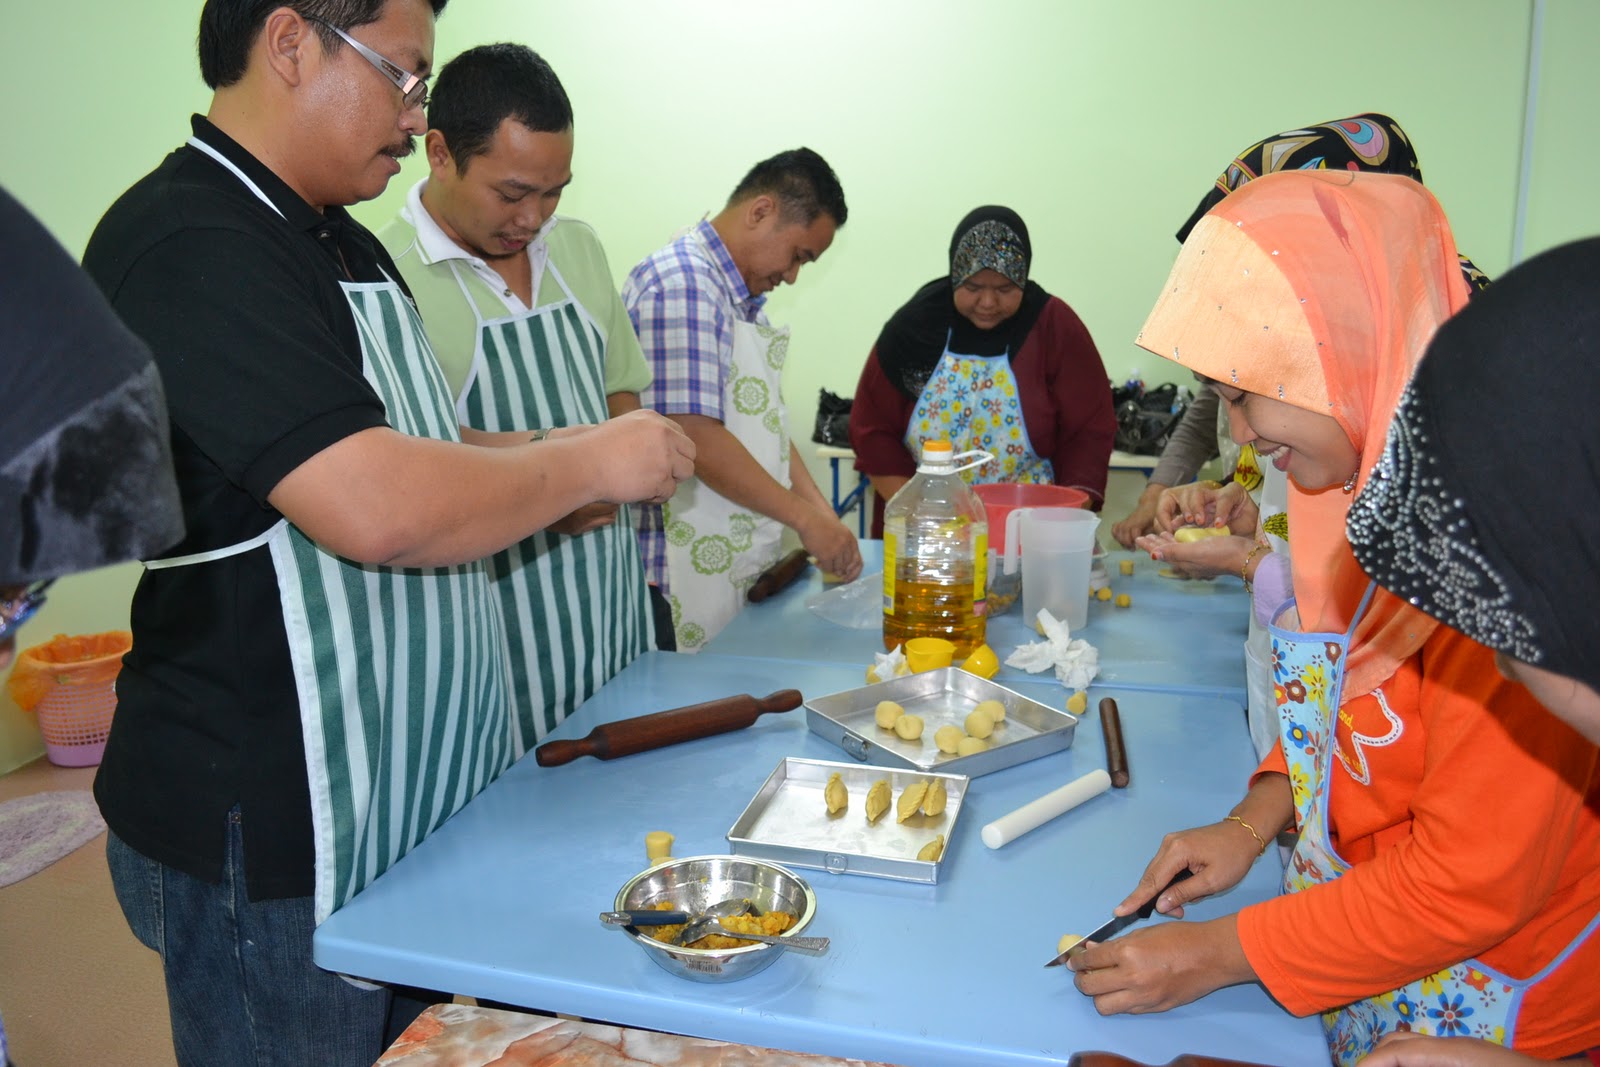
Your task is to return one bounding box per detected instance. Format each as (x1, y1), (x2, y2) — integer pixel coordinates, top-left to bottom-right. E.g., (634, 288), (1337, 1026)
(865, 779), (891, 824)
(973, 698), (1005, 723)
(1096, 585), (1113, 602)
(875, 700), (904, 730)
(917, 834), (946, 862)
(1115, 593), (1132, 608)
(824, 772), (848, 815)
(1066, 691), (1088, 715)
(934, 724), (964, 754)
(893, 713), (925, 741)
(1057, 932), (1082, 954)
(645, 830), (674, 862)
(956, 736), (989, 757)
(1119, 559), (1134, 576)
(1173, 526), (1229, 543)
(965, 707), (995, 739)
(920, 778), (947, 817)
(896, 781), (929, 823)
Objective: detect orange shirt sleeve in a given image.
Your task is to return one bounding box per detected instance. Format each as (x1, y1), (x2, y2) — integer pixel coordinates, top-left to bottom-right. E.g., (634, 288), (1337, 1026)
(1236, 627), (1600, 1016)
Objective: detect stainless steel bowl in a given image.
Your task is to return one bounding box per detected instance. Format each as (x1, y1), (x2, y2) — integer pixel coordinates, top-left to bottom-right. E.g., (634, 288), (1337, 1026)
(613, 855), (817, 982)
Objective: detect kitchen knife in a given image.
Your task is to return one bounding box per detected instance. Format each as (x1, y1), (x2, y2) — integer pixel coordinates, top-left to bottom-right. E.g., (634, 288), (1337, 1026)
(747, 548), (811, 603)
(1045, 869), (1194, 967)
(534, 689), (803, 766)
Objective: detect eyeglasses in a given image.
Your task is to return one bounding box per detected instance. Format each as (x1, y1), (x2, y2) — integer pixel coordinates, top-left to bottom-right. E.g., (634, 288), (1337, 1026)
(306, 16), (429, 112)
(0, 579), (53, 645)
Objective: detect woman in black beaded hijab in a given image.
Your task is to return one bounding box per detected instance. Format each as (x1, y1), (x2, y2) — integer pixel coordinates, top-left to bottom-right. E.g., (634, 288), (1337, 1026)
(1348, 236), (1600, 745)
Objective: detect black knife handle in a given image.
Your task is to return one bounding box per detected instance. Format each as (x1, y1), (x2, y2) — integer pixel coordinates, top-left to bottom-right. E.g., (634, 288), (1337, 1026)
(1134, 868), (1194, 920)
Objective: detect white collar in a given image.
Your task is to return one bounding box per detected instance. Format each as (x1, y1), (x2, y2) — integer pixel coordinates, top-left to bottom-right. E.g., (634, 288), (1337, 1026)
(401, 177), (558, 269)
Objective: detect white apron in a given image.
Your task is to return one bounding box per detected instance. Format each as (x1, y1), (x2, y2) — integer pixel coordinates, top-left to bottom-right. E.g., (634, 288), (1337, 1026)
(661, 245), (789, 650)
(449, 257), (653, 743)
(147, 138), (515, 923)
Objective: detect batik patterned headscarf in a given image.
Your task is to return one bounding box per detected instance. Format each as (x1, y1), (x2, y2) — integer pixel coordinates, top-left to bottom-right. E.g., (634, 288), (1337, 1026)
(1349, 237), (1600, 696)
(1137, 170), (1471, 700)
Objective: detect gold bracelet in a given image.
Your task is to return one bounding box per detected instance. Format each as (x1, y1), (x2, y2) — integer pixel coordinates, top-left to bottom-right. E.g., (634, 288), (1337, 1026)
(1240, 543), (1269, 595)
(1226, 814), (1269, 856)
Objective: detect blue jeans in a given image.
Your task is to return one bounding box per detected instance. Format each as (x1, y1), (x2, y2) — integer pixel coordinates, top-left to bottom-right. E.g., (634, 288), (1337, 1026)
(106, 812), (405, 1067)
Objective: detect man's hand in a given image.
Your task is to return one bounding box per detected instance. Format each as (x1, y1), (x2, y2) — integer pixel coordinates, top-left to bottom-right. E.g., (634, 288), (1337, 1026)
(797, 507), (863, 581)
(590, 410), (695, 505)
(548, 502), (619, 536)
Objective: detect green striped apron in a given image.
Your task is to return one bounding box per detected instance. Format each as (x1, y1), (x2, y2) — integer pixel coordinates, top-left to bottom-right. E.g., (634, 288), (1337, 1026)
(450, 256), (652, 742)
(149, 138), (515, 923)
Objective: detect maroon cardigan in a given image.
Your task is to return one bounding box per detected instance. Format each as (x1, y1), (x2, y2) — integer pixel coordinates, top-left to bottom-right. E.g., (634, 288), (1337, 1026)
(848, 296), (1116, 536)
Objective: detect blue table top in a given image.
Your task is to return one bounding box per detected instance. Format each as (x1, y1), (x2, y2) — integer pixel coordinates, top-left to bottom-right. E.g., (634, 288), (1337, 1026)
(702, 542), (1250, 705)
(315, 651), (1322, 1066)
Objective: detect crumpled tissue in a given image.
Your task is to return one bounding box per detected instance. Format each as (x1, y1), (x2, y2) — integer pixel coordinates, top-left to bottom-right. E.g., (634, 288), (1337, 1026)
(1005, 609), (1100, 690)
(866, 644), (912, 684)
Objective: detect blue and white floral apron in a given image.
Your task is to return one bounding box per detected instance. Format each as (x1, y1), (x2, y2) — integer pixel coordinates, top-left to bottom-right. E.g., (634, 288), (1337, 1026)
(147, 138), (515, 923)
(449, 256), (653, 742)
(904, 331), (1050, 485)
(1270, 582), (1598, 1063)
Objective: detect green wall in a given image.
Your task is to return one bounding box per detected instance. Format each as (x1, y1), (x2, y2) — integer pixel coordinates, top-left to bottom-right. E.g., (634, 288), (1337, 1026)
(2, 0), (1594, 772)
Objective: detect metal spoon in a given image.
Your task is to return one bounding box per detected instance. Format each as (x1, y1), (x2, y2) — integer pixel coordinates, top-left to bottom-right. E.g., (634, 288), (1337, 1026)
(673, 915), (830, 956)
(670, 896), (757, 945)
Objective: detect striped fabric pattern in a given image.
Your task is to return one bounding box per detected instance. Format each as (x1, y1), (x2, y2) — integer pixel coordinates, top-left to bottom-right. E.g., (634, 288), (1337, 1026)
(281, 281), (514, 922)
(463, 299), (653, 743)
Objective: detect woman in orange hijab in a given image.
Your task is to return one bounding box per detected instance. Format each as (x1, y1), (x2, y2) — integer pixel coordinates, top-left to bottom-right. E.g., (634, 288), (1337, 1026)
(1067, 170), (1600, 1064)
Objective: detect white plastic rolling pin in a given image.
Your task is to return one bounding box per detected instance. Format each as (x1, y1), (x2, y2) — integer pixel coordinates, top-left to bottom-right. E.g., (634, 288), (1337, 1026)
(980, 768), (1112, 849)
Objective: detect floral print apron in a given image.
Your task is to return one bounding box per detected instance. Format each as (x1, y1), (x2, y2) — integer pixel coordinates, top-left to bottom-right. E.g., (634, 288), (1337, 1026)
(1271, 582), (1597, 1063)
(903, 332), (1050, 485)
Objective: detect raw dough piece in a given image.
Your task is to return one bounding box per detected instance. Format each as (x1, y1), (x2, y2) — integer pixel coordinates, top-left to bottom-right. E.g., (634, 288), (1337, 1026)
(965, 707), (996, 739)
(1115, 593), (1132, 608)
(1173, 526), (1229, 543)
(896, 780), (929, 823)
(865, 779), (891, 823)
(1119, 559), (1134, 575)
(1066, 691), (1088, 715)
(956, 736), (989, 757)
(893, 713), (925, 741)
(918, 834), (946, 862)
(645, 830), (674, 863)
(934, 724), (964, 754)
(875, 700), (904, 729)
(973, 698), (1005, 723)
(1057, 932), (1083, 954)
(824, 772), (848, 814)
(921, 778), (948, 817)
(1095, 586), (1113, 601)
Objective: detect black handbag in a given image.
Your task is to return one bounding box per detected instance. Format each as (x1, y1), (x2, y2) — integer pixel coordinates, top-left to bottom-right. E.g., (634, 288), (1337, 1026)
(1111, 381), (1191, 456)
(813, 388), (853, 446)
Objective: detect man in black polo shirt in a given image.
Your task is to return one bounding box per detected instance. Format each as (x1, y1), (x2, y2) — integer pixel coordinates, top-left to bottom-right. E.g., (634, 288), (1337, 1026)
(80, 2), (694, 1064)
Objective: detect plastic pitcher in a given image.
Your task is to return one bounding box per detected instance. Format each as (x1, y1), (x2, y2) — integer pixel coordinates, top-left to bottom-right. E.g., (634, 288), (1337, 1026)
(1014, 508), (1101, 632)
(973, 483), (1090, 570)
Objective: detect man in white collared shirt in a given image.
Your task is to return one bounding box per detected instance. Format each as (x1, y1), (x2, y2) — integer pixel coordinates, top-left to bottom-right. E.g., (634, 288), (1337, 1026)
(381, 42), (654, 738)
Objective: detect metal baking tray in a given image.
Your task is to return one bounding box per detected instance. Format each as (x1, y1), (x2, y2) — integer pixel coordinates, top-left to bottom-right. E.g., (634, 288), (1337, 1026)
(804, 667), (1077, 777)
(726, 757), (968, 884)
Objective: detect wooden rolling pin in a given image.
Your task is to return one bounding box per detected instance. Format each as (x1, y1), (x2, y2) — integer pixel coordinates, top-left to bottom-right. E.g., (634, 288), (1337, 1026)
(1068, 1054), (1277, 1067)
(746, 548), (811, 602)
(1099, 696), (1130, 788)
(534, 689), (803, 766)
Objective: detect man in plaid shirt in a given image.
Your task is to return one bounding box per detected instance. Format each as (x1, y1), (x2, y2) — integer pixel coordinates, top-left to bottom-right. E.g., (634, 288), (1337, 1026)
(625, 149), (862, 650)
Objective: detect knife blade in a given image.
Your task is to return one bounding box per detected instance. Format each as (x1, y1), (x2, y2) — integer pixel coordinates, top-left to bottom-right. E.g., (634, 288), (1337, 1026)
(1045, 869), (1194, 967)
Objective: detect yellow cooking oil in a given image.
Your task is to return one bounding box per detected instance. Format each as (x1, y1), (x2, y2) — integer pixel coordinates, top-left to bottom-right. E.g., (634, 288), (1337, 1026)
(882, 441), (990, 658)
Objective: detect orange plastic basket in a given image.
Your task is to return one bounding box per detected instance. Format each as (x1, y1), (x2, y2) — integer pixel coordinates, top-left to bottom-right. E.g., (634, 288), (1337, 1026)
(6, 631), (131, 767)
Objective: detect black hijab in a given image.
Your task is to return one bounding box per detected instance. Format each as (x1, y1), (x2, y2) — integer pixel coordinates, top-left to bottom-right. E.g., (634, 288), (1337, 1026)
(874, 206), (1051, 399)
(1348, 236), (1600, 696)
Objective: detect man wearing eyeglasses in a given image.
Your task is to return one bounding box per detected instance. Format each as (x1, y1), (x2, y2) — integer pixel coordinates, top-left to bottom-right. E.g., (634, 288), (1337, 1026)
(78, 3), (693, 1064)
(379, 44), (657, 741)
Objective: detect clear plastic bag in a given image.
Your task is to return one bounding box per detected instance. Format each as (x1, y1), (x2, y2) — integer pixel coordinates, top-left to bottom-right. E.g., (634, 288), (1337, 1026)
(806, 572), (882, 629)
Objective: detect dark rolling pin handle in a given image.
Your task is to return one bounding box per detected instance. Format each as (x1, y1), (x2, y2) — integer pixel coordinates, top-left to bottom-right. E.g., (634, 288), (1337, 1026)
(747, 548), (811, 603)
(1099, 697), (1130, 788)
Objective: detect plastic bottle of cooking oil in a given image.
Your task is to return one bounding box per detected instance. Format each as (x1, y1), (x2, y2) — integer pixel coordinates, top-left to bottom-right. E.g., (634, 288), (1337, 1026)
(882, 441), (991, 657)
